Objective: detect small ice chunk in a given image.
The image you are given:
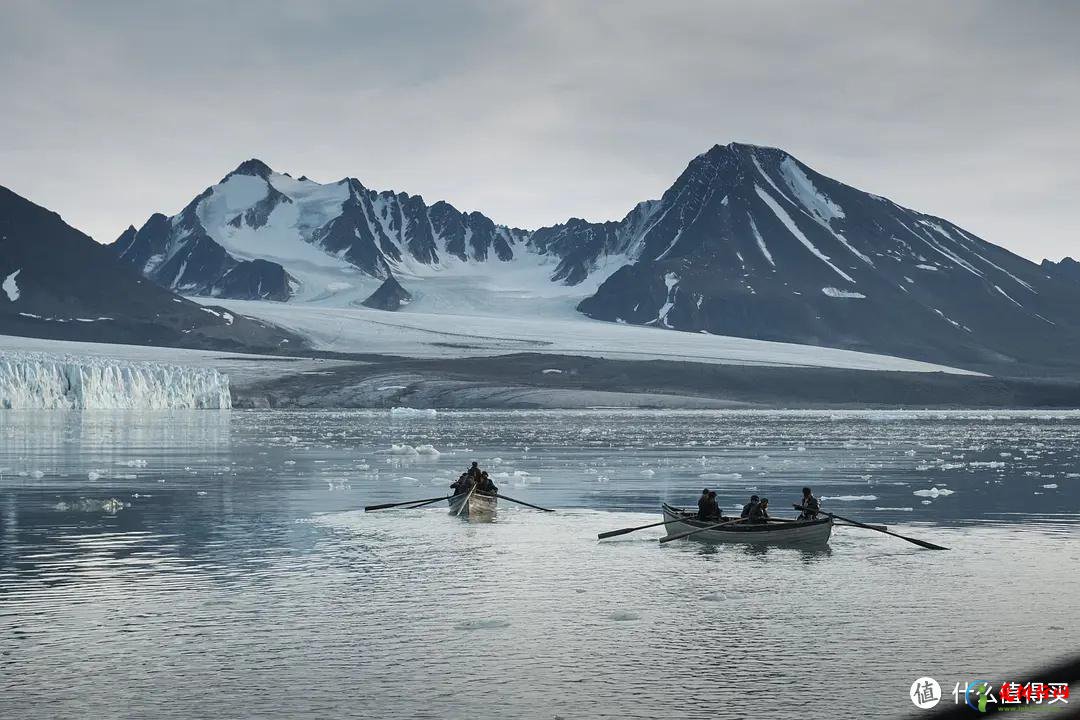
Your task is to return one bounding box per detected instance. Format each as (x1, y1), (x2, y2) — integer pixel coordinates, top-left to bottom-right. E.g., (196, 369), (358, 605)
(913, 487), (955, 498)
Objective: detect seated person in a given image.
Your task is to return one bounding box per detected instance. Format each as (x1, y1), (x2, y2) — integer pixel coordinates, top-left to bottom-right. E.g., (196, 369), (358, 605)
(476, 471), (498, 495)
(798, 487), (821, 520)
(748, 497), (770, 523)
(450, 473), (471, 495)
(697, 488), (711, 520)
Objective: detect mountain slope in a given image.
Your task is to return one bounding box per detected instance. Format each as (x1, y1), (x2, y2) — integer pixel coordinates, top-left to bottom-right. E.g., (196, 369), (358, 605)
(1042, 257), (1080, 285)
(574, 144), (1080, 369)
(115, 146), (1080, 371)
(111, 160), (529, 307)
(0, 185), (300, 351)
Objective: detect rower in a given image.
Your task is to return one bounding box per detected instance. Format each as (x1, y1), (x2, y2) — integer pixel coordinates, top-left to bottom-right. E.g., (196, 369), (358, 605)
(740, 494), (760, 519)
(467, 461), (481, 481)
(706, 490), (721, 520)
(451, 473), (471, 495)
(798, 487), (820, 520)
(476, 471), (498, 495)
(697, 488), (711, 520)
(748, 497), (770, 523)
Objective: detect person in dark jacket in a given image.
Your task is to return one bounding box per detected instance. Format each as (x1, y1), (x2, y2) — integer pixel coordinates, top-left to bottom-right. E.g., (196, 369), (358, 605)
(798, 487), (821, 520)
(451, 473), (471, 495)
(706, 491), (721, 520)
(467, 461), (481, 481)
(748, 497), (770, 523)
(740, 494), (760, 519)
(476, 471), (498, 495)
(697, 488), (711, 520)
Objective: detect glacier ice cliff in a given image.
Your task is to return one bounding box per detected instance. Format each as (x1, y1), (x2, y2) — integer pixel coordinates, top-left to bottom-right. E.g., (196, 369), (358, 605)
(0, 352), (231, 409)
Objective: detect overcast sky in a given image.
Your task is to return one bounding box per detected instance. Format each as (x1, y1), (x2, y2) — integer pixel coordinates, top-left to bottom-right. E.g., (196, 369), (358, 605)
(2, 0), (1077, 261)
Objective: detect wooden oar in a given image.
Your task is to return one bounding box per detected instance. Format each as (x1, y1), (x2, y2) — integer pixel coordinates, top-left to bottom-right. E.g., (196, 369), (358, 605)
(454, 484), (477, 517)
(404, 495), (454, 510)
(598, 518), (671, 540)
(496, 493), (554, 512)
(659, 517), (746, 544)
(793, 505), (947, 550)
(365, 495), (450, 512)
(766, 516), (887, 532)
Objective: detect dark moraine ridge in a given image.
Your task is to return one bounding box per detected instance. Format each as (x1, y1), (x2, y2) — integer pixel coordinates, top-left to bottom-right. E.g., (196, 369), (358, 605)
(230, 353), (1080, 409)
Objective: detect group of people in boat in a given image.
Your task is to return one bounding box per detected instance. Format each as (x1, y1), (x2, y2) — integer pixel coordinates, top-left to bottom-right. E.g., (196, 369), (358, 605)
(450, 461), (499, 496)
(697, 486), (820, 523)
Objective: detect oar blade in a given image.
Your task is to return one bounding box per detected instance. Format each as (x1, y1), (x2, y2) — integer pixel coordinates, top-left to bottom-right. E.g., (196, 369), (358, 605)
(598, 519), (669, 540)
(902, 536), (949, 551)
(794, 504), (948, 551)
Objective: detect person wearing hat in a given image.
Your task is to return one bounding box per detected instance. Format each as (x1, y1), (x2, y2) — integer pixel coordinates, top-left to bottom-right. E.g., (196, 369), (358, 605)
(467, 461), (481, 481)
(740, 494), (761, 519)
(697, 488), (711, 520)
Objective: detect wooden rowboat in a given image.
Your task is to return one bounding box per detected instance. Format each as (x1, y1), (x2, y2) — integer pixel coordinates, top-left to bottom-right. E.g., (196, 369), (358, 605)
(661, 503), (832, 546)
(448, 491), (498, 520)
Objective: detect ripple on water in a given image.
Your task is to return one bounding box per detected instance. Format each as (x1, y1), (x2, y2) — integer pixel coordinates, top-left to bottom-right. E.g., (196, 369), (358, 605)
(1, 409), (1079, 719)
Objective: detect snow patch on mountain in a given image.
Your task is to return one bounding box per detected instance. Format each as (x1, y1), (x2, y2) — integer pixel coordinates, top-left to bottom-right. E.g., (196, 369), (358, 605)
(822, 287), (866, 299)
(754, 185), (855, 283)
(2, 270), (20, 301)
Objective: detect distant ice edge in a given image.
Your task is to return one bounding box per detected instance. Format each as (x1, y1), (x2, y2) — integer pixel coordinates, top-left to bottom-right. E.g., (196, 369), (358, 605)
(0, 352), (231, 409)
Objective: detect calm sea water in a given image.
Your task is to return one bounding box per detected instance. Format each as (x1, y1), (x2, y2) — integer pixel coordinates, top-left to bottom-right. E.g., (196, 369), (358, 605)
(1, 409), (1078, 719)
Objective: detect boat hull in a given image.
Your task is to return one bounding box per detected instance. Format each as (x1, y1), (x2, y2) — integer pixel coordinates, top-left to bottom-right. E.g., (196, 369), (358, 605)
(661, 504), (832, 546)
(448, 492), (498, 520)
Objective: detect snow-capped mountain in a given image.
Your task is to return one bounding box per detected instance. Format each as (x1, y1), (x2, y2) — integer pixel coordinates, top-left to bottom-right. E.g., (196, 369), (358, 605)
(0, 185), (299, 352)
(575, 143), (1080, 367)
(110, 159), (529, 307)
(113, 145), (1080, 369)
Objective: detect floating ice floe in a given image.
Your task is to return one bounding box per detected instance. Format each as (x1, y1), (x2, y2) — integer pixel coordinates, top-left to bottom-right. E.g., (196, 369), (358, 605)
(874, 507), (914, 511)
(390, 407), (437, 418)
(699, 472), (742, 480)
(913, 487), (955, 498)
(822, 495), (877, 501)
(1042, 483), (1059, 489)
(414, 444), (441, 457)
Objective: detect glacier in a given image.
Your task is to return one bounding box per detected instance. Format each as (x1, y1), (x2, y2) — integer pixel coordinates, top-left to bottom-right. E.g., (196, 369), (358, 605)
(0, 352), (231, 409)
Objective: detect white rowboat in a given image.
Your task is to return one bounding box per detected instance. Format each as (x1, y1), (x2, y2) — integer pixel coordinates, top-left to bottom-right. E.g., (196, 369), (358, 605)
(448, 492), (498, 520)
(661, 503), (832, 546)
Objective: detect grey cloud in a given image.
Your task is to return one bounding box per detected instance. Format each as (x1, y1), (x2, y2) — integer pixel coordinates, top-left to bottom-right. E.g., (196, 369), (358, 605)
(1, 0), (1077, 261)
